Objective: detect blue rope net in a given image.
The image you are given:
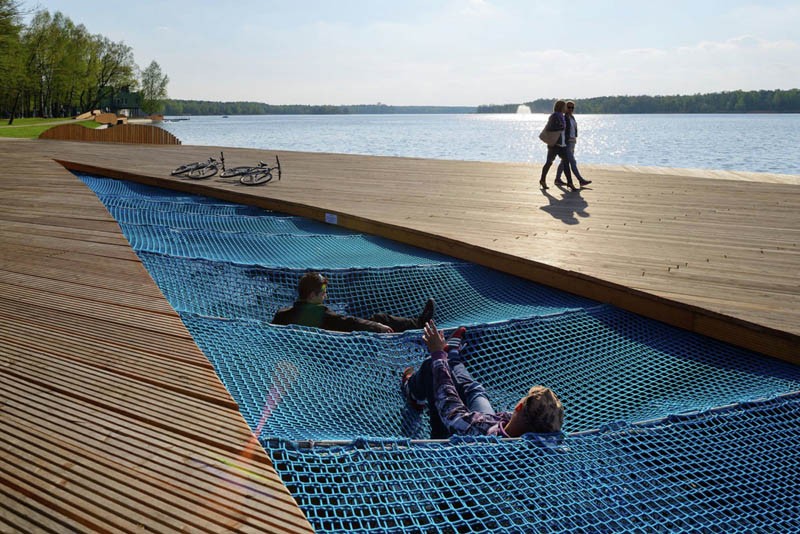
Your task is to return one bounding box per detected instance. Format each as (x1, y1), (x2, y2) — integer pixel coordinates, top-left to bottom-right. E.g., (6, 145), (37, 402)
(78, 173), (800, 533)
(100, 195), (268, 215)
(266, 393), (800, 533)
(109, 206), (355, 235)
(120, 223), (457, 268)
(137, 253), (598, 325)
(181, 309), (800, 440)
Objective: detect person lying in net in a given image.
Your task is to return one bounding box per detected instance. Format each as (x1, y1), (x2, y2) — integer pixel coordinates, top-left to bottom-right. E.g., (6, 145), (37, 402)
(401, 320), (563, 438)
(272, 271), (434, 334)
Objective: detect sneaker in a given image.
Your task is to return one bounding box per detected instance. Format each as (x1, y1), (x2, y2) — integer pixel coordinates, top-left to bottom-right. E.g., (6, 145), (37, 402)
(446, 326), (467, 350)
(417, 298), (435, 328)
(401, 367), (426, 411)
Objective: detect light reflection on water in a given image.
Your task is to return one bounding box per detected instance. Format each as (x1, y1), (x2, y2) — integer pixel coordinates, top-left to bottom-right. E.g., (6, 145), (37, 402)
(161, 113), (800, 175)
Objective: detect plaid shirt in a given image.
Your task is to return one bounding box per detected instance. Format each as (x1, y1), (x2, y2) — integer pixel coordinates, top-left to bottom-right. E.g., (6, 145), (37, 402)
(431, 352), (512, 437)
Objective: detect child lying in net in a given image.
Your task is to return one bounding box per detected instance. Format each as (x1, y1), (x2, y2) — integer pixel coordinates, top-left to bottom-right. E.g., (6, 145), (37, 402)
(401, 320), (563, 439)
(272, 271), (434, 334)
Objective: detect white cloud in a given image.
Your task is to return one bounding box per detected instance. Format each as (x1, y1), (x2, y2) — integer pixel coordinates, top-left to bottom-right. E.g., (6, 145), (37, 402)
(24, 0), (800, 104)
(457, 0), (498, 17)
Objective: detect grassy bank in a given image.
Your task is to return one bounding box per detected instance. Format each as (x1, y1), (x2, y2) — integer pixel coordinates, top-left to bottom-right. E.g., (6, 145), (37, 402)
(0, 118), (100, 139)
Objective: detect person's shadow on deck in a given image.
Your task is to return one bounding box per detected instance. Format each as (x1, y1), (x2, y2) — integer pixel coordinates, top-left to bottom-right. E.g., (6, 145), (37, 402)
(539, 188), (589, 225)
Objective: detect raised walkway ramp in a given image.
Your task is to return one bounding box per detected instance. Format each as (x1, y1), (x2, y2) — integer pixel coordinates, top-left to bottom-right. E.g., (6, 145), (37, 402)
(42, 138), (800, 362)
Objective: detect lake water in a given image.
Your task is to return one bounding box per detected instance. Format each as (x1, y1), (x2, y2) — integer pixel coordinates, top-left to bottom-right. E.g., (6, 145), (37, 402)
(160, 113), (800, 175)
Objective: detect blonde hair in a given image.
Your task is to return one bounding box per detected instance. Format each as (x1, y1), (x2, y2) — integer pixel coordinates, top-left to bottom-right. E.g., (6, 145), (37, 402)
(520, 386), (564, 433)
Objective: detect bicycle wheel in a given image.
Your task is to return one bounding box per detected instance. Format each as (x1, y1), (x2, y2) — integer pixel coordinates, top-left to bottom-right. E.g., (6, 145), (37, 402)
(240, 170), (273, 185)
(220, 166), (255, 178)
(171, 163), (200, 176)
(187, 165), (219, 179)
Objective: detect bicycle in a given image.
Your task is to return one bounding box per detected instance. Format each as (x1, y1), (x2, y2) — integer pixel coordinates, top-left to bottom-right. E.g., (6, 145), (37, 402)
(221, 155), (281, 186)
(171, 152), (226, 179)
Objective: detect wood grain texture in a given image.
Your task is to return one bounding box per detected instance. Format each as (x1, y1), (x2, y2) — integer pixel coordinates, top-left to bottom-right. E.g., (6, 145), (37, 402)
(39, 123), (181, 145)
(0, 139), (313, 533)
(23, 137), (796, 362)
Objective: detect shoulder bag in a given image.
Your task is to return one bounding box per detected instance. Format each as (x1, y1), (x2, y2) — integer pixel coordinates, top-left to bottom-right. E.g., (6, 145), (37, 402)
(539, 128), (561, 146)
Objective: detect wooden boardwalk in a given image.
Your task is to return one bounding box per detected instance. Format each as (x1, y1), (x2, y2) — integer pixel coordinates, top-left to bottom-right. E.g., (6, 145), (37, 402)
(0, 139), (313, 532)
(40, 138), (800, 361)
(1, 137), (798, 531)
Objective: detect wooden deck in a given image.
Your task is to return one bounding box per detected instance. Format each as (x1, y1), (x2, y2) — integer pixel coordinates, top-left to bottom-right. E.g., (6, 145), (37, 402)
(35, 138), (800, 362)
(0, 139), (313, 532)
(1, 137), (798, 531)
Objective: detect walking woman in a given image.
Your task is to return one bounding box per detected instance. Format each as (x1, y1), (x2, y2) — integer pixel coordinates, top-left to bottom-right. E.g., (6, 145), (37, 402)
(539, 100), (576, 191)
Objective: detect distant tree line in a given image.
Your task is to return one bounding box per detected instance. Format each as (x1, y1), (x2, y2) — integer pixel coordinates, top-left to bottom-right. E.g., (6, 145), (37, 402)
(478, 89), (800, 114)
(164, 100), (476, 116)
(164, 100), (347, 115)
(0, 0), (169, 121)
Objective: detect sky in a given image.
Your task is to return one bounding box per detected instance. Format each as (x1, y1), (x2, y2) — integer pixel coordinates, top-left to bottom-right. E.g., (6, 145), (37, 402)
(22, 0), (800, 106)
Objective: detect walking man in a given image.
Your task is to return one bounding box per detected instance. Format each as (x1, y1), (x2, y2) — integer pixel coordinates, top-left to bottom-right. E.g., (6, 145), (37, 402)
(556, 100), (591, 188)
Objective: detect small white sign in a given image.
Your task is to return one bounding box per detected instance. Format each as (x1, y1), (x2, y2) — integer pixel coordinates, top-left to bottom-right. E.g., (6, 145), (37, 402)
(325, 213), (338, 225)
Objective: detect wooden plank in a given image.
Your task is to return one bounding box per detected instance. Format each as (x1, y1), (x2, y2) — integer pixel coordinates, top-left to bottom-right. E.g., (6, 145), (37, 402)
(0, 220), (128, 246)
(1, 380), (308, 533)
(0, 283), (191, 339)
(2, 376), (310, 532)
(0, 138), (314, 532)
(0, 270), (175, 314)
(0, 348), (248, 450)
(0, 298), (206, 368)
(0, 484), (86, 534)
(2, 429), (277, 532)
(0, 244), (163, 298)
(0, 230), (136, 262)
(0, 312), (232, 408)
(0, 262), (166, 302)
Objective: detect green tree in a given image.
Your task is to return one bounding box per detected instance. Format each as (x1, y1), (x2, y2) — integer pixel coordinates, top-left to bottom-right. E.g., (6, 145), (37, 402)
(139, 60), (169, 114)
(89, 35), (137, 110)
(23, 11), (77, 117)
(0, 0), (24, 122)
(18, 10), (136, 117)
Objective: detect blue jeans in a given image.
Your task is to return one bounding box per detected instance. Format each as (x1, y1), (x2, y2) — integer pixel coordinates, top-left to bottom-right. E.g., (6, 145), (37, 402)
(407, 349), (495, 438)
(556, 141), (584, 182)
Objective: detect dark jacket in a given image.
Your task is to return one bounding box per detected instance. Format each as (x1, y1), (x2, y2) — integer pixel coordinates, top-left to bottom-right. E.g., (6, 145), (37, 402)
(272, 300), (385, 332)
(545, 112), (567, 146)
(545, 111), (566, 131)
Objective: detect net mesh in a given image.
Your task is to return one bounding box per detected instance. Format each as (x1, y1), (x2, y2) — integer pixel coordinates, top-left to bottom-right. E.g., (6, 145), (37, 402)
(109, 206), (355, 235)
(181, 310), (800, 440)
(266, 393), (800, 533)
(138, 253), (598, 325)
(122, 224), (459, 268)
(79, 172), (800, 533)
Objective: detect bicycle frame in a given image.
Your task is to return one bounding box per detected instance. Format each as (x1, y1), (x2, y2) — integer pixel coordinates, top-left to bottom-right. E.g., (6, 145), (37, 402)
(171, 152), (226, 179)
